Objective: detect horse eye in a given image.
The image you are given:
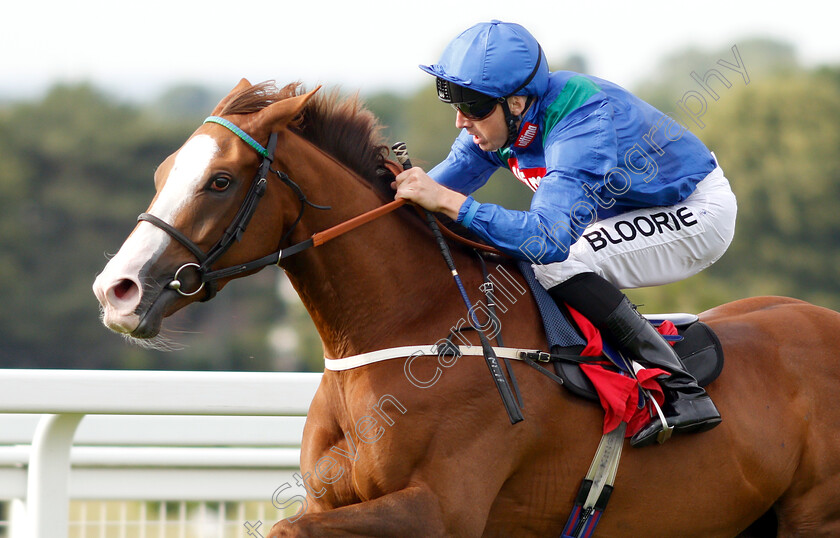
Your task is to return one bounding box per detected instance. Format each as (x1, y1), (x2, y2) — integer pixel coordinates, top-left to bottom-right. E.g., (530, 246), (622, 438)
(210, 176), (231, 192)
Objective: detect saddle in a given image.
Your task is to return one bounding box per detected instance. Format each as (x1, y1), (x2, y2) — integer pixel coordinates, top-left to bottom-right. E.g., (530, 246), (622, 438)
(516, 261), (725, 403)
(552, 315), (724, 402)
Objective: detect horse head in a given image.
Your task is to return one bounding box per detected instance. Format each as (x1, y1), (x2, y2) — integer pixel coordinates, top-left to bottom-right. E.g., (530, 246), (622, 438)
(92, 79), (321, 343)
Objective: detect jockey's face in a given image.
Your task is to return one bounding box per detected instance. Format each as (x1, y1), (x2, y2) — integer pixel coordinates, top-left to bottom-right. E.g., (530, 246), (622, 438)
(454, 96), (528, 152)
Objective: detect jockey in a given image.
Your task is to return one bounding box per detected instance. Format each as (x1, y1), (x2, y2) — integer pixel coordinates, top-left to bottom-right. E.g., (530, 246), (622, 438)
(393, 20), (737, 447)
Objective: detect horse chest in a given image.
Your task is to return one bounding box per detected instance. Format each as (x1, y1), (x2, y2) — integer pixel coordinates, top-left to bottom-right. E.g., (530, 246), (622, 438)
(301, 381), (416, 508)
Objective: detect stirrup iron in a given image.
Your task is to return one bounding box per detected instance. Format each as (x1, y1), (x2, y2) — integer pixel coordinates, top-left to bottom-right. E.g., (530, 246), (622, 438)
(648, 395), (673, 444)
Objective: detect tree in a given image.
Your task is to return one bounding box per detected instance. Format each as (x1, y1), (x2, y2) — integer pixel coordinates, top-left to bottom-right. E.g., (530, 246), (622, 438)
(696, 72), (840, 309)
(635, 38), (801, 114)
(150, 84), (224, 122)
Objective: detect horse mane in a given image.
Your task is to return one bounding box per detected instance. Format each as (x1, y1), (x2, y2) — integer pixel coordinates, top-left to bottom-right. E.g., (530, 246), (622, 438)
(220, 81), (395, 198)
(220, 81), (501, 258)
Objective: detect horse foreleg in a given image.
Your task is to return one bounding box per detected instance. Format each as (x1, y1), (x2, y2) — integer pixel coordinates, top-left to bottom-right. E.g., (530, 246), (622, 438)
(267, 485), (451, 538)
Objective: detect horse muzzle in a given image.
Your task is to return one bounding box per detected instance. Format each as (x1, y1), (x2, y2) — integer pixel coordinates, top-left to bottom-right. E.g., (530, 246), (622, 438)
(93, 270), (180, 339)
(93, 271), (144, 333)
(130, 287), (179, 339)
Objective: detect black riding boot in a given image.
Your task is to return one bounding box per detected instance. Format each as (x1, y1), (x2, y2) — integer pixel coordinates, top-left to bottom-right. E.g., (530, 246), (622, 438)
(603, 296), (721, 446)
(547, 272), (721, 447)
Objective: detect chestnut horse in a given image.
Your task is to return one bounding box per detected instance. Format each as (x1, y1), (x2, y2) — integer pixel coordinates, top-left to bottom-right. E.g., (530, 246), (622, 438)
(93, 80), (840, 536)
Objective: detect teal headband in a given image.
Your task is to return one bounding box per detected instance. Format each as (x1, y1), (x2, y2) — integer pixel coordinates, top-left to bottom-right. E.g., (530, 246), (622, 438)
(204, 116), (271, 159)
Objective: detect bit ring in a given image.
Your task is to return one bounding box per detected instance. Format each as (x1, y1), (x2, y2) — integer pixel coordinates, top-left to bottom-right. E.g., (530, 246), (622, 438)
(169, 263), (205, 297)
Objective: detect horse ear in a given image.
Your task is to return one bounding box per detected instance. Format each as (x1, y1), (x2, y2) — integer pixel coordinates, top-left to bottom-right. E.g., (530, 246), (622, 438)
(211, 78), (253, 115)
(255, 86), (322, 130)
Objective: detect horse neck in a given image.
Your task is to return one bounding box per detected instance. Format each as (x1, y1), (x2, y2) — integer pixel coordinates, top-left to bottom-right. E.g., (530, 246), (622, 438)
(274, 132), (470, 359)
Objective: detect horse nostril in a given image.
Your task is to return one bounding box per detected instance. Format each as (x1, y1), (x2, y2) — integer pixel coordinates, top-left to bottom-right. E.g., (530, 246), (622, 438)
(109, 278), (139, 306)
(113, 279), (132, 300)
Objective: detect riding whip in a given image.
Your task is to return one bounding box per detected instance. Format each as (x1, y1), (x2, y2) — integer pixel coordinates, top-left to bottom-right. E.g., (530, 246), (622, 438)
(392, 142), (523, 424)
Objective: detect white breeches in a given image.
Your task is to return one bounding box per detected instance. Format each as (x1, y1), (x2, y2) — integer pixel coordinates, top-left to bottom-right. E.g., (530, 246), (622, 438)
(534, 163), (737, 290)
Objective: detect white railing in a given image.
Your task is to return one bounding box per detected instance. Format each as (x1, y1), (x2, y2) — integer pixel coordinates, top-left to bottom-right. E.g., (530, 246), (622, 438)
(0, 369), (322, 538)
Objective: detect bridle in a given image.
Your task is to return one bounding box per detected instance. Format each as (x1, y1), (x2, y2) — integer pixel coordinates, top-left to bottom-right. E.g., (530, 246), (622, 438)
(138, 116), (502, 303)
(138, 116), (330, 302)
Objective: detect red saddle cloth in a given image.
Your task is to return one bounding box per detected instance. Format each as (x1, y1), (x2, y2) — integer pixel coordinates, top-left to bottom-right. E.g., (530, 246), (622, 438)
(566, 306), (674, 437)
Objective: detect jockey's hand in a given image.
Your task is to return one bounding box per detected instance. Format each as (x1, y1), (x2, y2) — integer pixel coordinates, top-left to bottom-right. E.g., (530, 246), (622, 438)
(392, 167), (467, 221)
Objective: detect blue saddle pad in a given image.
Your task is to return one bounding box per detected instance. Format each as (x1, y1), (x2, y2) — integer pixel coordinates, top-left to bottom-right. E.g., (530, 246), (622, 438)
(517, 261), (586, 349)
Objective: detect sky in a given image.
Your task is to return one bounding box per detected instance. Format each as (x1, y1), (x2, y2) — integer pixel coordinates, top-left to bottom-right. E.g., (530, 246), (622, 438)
(1, 0), (837, 102)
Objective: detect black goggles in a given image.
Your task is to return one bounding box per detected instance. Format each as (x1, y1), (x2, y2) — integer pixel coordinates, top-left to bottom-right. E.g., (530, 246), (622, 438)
(436, 77), (501, 120)
(451, 99), (500, 121)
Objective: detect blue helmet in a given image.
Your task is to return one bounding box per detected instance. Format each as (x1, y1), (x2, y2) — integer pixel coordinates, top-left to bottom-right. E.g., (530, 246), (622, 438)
(419, 20), (549, 100)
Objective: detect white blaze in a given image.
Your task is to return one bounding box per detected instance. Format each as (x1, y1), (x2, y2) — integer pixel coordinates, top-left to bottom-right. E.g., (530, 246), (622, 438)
(93, 135), (220, 330)
(149, 134), (220, 222)
(113, 134), (220, 275)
